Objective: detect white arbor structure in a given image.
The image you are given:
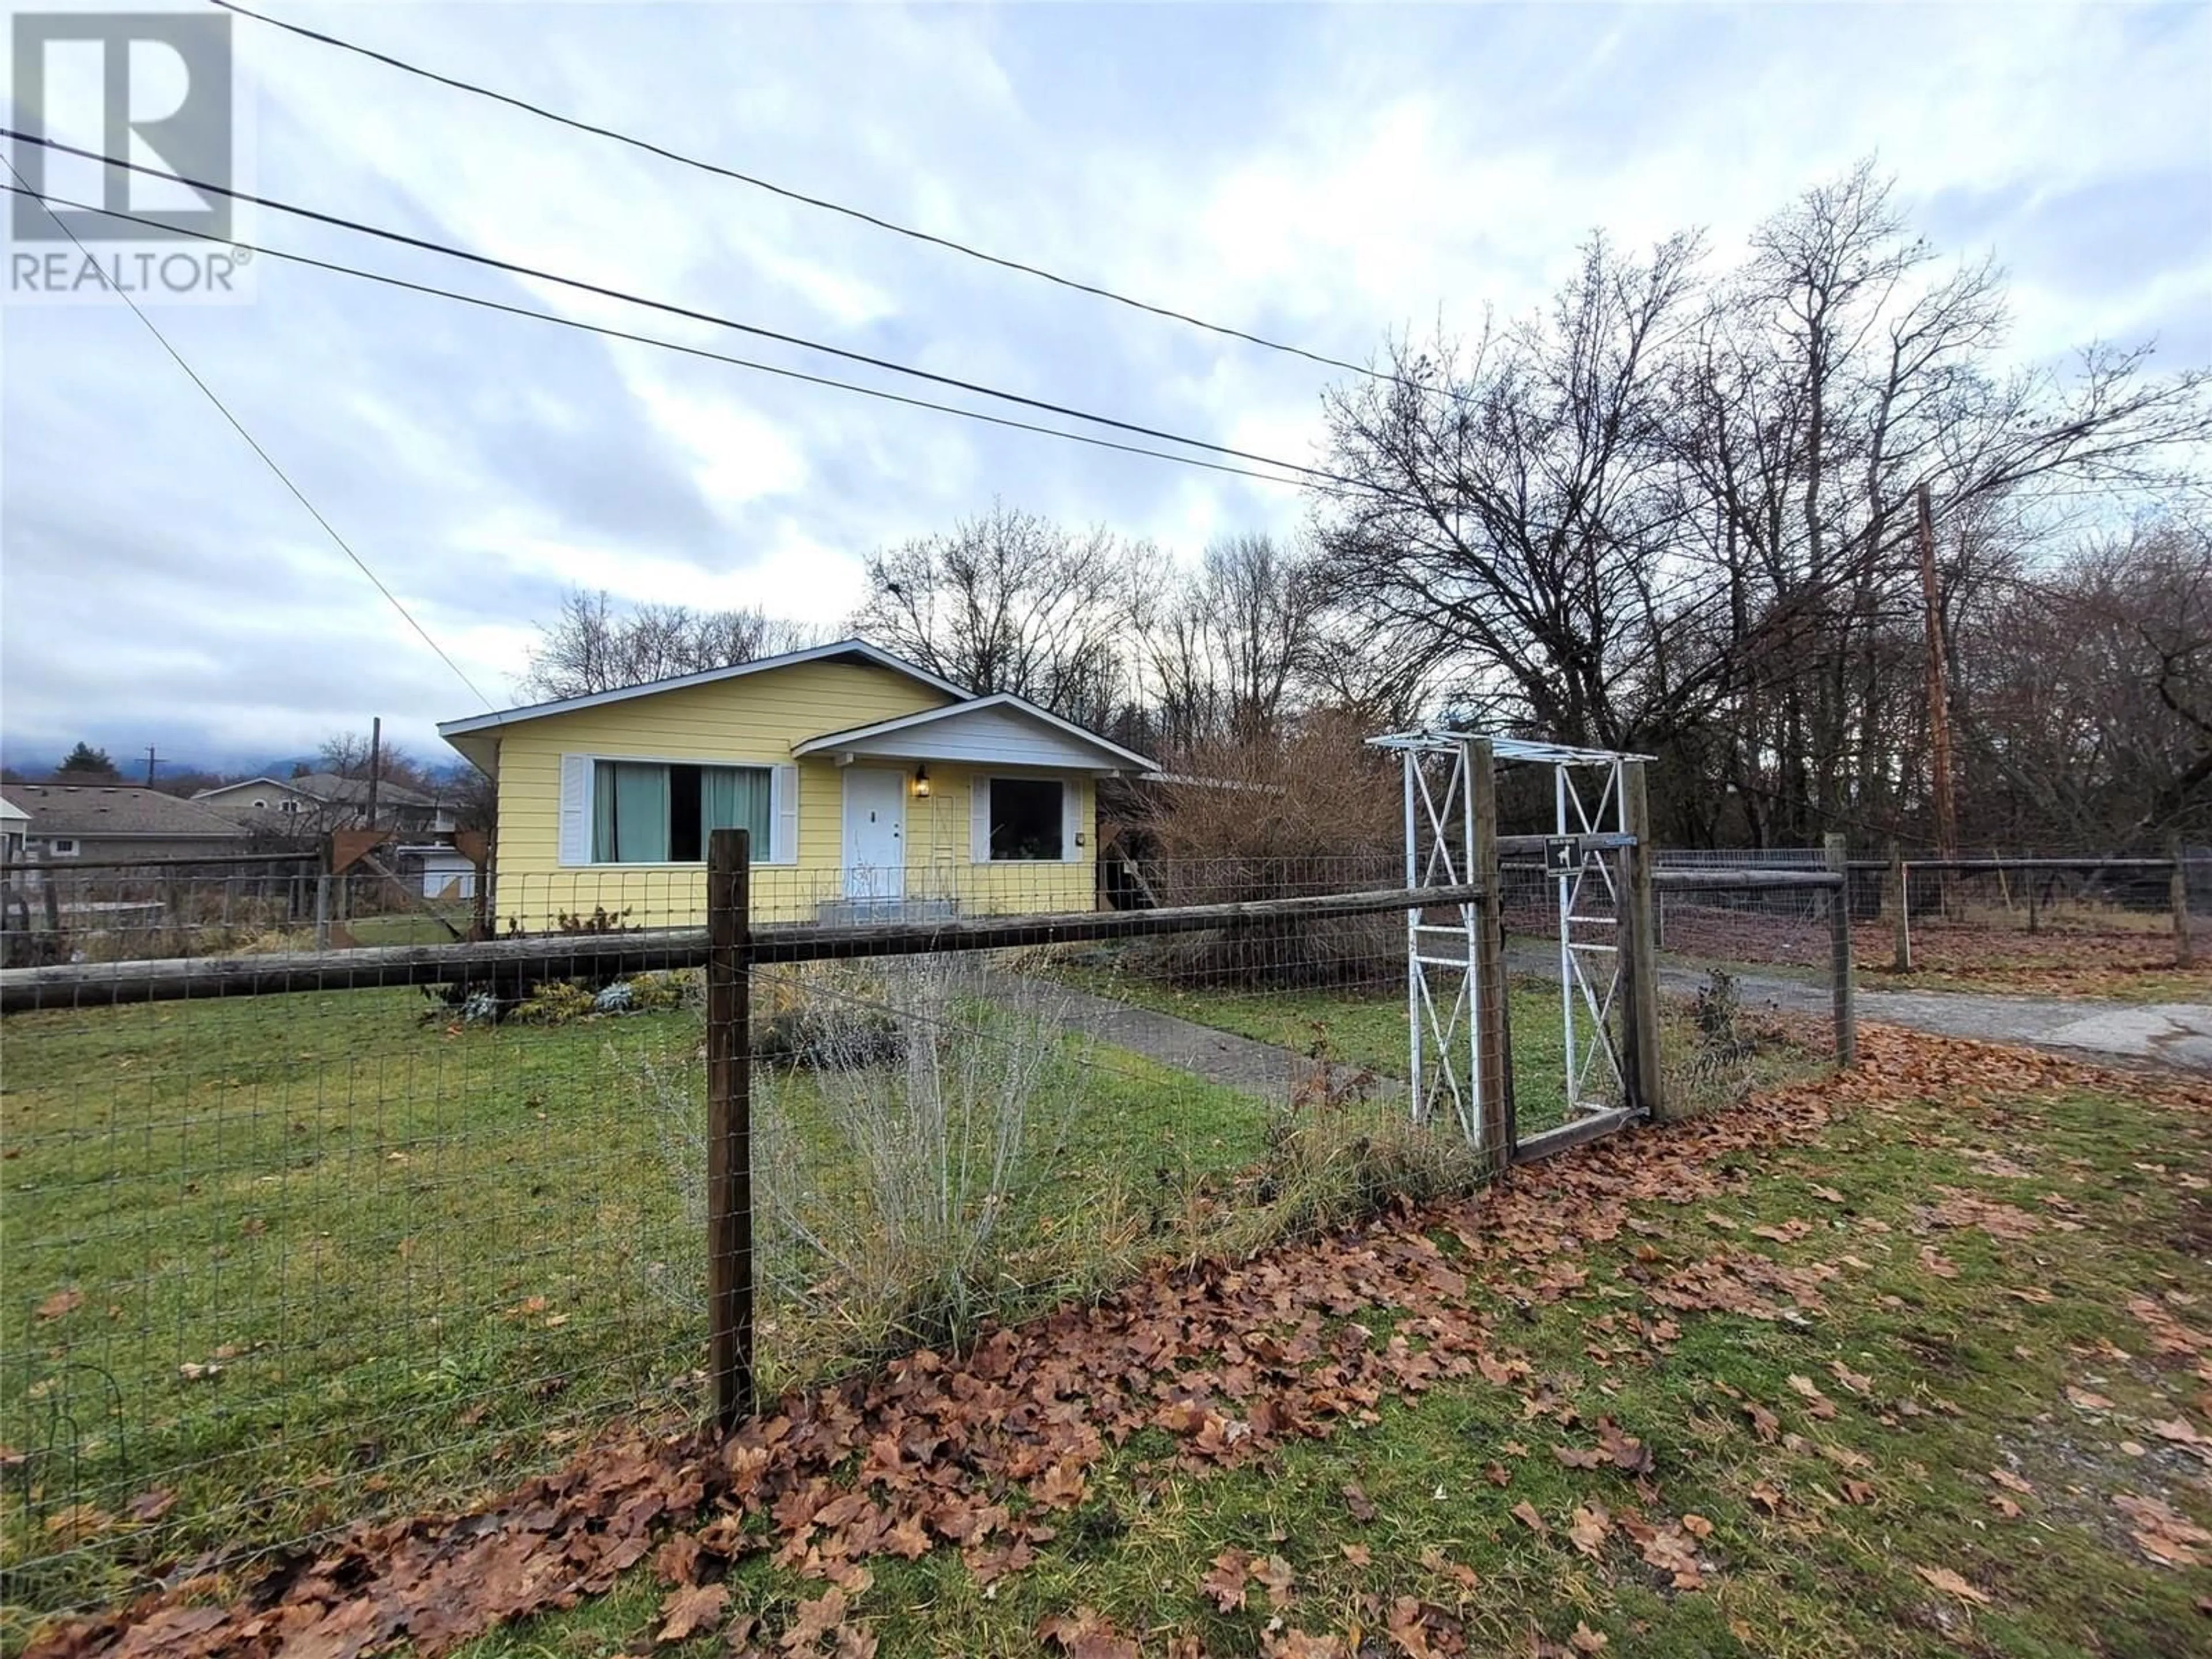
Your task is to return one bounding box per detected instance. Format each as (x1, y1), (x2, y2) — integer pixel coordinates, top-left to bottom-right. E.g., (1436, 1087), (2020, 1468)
(1368, 729), (1658, 1154)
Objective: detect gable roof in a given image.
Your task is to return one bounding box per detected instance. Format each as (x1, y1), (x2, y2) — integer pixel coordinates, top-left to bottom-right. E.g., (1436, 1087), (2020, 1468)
(193, 775), (306, 801)
(287, 772), (441, 808)
(792, 693), (1157, 772)
(1, 785), (249, 840)
(195, 774), (441, 810)
(438, 639), (969, 747)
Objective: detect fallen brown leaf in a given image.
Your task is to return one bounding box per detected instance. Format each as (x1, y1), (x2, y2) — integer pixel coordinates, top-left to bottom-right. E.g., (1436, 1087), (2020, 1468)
(1037, 1607), (1139, 1659)
(1200, 1548), (1252, 1613)
(35, 1287), (83, 1321)
(1913, 1564), (1991, 1606)
(656, 1581), (728, 1643)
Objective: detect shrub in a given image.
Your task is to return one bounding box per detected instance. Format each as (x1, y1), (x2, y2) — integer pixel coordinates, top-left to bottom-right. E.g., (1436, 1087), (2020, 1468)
(751, 963), (903, 1068)
(638, 957), (1090, 1366)
(1132, 710), (1402, 988)
(1229, 1024), (1485, 1248)
(512, 980), (599, 1025)
(1660, 967), (1796, 1115)
(625, 969), (699, 1014)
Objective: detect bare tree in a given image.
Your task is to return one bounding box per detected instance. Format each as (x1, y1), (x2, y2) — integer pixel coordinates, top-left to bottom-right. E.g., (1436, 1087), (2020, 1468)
(1954, 520), (2212, 843)
(1317, 231), (1706, 749)
(519, 590), (823, 700)
(1141, 534), (1332, 748)
(316, 732), (436, 795)
(851, 502), (1153, 728)
(1313, 160), (2211, 847)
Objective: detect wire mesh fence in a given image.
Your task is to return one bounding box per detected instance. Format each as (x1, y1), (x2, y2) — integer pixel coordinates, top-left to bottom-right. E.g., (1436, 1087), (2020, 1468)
(1876, 855), (2205, 980)
(2, 847), (1858, 1629)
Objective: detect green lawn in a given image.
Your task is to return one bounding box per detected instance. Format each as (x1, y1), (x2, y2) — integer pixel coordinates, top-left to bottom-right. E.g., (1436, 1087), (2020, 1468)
(2, 990), (702, 1623)
(340, 913), (472, 948)
(456, 1055), (2211, 1659)
(1, 973), (1426, 1630)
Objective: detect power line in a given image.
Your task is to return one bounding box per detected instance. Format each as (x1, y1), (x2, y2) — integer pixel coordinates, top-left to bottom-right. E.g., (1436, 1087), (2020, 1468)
(2, 165), (494, 711)
(2, 184), (1345, 498)
(208, 0), (1418, 398)
(2, 128), (1382, 497)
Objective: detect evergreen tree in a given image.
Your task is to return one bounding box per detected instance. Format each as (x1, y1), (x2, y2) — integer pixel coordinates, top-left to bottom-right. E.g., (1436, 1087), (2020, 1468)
(56, 743), (118, 778)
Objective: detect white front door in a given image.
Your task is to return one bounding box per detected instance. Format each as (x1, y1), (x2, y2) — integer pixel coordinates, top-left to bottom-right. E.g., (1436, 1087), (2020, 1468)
(841, 767), (906, 900)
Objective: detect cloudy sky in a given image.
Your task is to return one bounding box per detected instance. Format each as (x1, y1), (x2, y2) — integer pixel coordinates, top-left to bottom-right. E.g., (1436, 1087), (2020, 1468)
(2, 0), (2207, 776)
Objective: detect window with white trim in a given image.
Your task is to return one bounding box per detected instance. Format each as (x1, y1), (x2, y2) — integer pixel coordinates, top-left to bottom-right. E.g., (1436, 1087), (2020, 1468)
(48, 838), (79, 857)
(986, 778), (1064, 861)
(592, 760), (771, 863)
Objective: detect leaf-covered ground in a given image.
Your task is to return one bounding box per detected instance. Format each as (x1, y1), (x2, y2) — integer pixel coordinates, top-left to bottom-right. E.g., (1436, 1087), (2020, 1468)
(24, 1027), (2210, 1658)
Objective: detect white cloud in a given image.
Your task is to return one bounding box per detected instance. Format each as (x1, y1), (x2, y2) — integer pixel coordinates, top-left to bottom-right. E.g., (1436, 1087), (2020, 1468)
(3, 0), (2205, 771)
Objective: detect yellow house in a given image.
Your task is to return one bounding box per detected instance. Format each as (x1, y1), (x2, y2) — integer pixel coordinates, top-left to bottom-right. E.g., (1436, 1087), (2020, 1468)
(436, 639), (1156, 931)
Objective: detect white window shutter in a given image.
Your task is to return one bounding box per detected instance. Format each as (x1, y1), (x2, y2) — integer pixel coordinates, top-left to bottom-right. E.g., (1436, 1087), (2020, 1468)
(769, 764), (798, 865)
(971, 776), (993, 863)
(557, 754), (591, 866)
(1062, 778), (1082, 862)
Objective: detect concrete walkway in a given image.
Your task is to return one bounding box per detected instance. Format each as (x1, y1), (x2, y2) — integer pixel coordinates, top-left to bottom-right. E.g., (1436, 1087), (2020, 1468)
(1041, 981), (1403, 1103)
(1031, 960), (2212, 1104)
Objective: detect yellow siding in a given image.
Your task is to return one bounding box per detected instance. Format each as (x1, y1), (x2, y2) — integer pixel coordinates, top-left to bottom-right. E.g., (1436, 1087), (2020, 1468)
(488, 662), (1097, 930)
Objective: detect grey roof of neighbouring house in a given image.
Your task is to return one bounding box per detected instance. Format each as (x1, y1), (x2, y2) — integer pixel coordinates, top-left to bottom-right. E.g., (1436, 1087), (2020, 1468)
(0, 785), (251, 840)
(196, 773), (441, 809)
(285, 772), (440, 808)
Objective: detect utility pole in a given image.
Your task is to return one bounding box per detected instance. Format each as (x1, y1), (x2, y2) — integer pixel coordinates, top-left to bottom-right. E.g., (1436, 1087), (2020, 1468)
(365, 716), (382, 831)
(143, 746), (160, 787)
(1915, 484), (1959, 892)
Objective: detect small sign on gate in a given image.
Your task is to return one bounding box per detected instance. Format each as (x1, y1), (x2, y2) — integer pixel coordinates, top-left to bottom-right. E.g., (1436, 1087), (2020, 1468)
(1544, 835), (1584, 874)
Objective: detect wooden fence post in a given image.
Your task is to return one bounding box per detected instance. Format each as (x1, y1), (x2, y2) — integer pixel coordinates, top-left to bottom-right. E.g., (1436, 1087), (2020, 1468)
(2171, 834), (2194, 968)
(1465, 740), (1516, 1168)
(707, 827), (756, 1430)
(1888, 844), (1910, 974)
(1825, 834), (1857, 1067)
(1617, 761), (1664, 1120)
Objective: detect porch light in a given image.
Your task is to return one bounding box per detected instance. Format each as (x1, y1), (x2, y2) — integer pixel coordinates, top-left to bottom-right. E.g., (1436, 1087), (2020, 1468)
(913, 765), (931, 798)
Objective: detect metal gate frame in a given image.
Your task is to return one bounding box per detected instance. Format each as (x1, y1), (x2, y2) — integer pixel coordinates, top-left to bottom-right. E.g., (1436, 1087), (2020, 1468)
(1378, 732), (1484, 1141)
(1370, 729), (1655, 1149)
(1554, 756), (1631, 1117)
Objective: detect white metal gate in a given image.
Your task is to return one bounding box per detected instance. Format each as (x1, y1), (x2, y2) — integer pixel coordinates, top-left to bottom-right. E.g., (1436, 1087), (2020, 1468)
(1552, 756), (1630, 1116)
(1382, 733), (1484, 1142)
(1369, 730), (1647, 1147)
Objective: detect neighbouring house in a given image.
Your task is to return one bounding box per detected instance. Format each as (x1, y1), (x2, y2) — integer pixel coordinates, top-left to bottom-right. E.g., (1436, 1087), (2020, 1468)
(0, 784), (250, 862)
(194, 771), (456, 836)
(0, 797), (26, 865)
(437, 638), (1157, 931)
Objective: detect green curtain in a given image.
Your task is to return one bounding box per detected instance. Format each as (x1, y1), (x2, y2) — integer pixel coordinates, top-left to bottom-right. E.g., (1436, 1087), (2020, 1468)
(594, 761), (671, 863)
(700, 766), (771, 849)
(592, 762), (619, 862)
